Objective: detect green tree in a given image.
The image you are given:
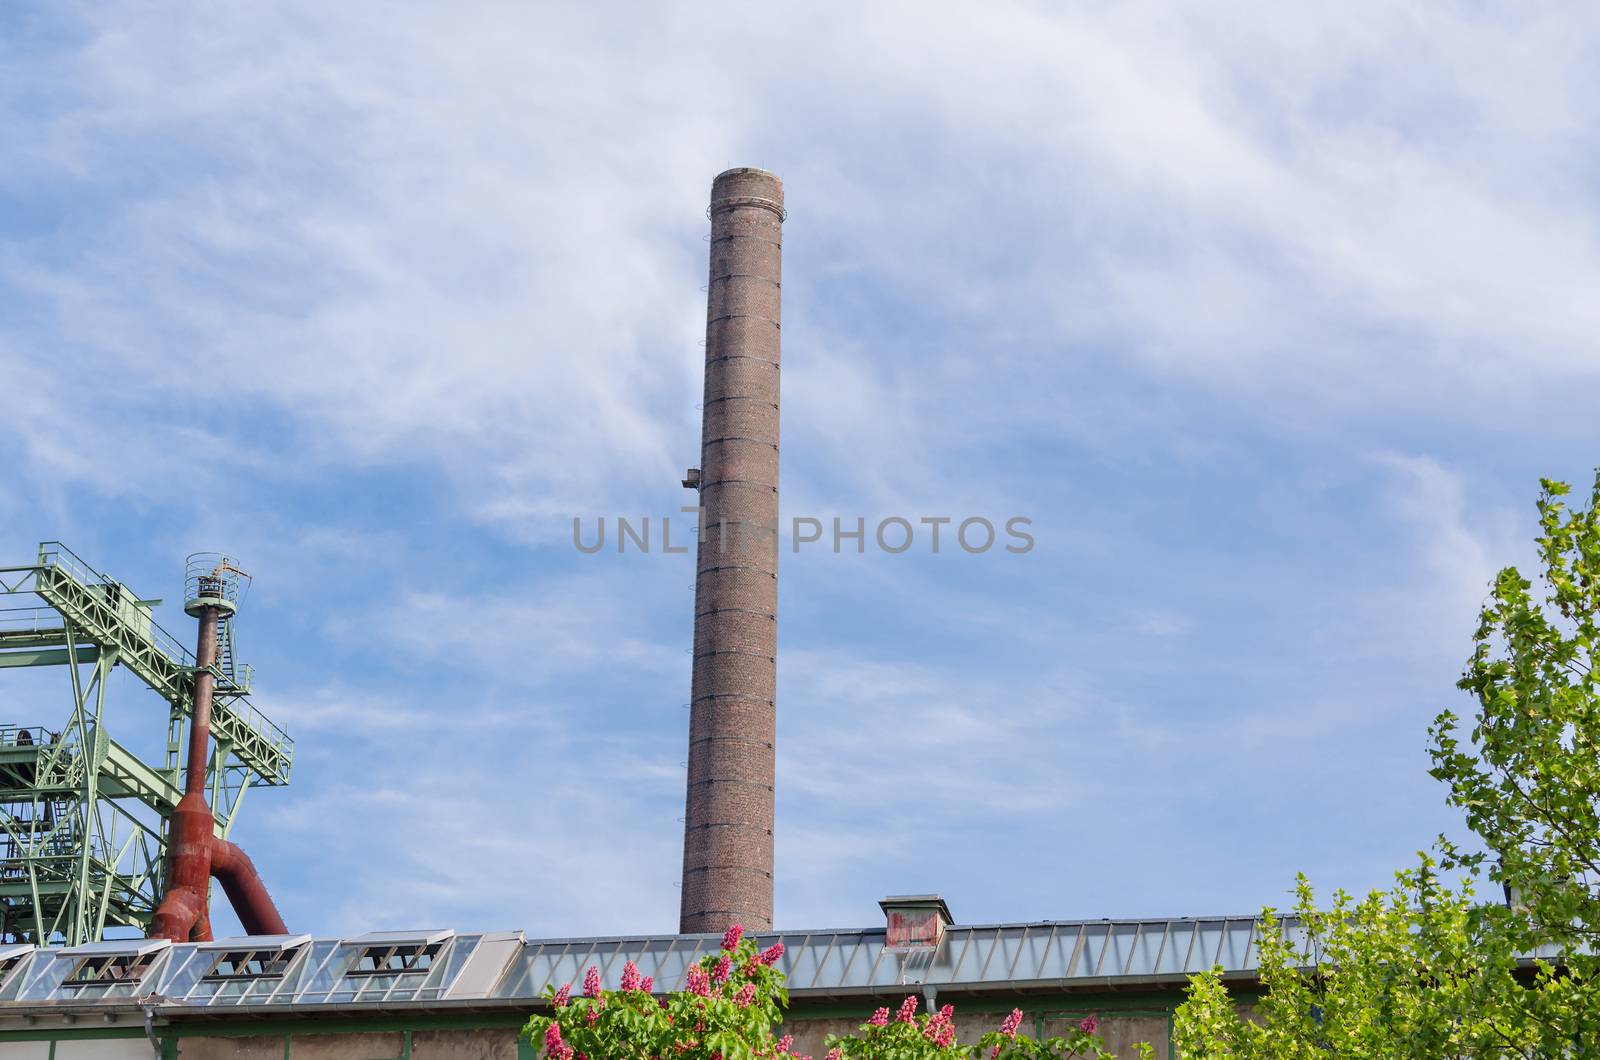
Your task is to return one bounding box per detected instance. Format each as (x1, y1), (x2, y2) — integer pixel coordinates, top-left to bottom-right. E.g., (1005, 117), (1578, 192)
(523, 926), (1147, 1058)
(523, 925), (793, 1060)
(1174, 475), (1600, 1056)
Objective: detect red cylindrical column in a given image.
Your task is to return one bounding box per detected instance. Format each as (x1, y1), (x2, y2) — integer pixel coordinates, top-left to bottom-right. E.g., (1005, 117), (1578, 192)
(150, 606), (223, 942)
(150, 600), (287, 941)
(185, 608), (220, 797)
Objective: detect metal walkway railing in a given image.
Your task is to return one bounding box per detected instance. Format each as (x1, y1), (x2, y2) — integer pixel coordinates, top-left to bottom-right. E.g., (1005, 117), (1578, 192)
(29, 543), (292, 786)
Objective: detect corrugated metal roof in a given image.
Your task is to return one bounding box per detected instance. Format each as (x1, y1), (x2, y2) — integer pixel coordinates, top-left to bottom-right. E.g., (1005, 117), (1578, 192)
(0, 917), (1283, 1012)
(494, 918), (1283, 1000)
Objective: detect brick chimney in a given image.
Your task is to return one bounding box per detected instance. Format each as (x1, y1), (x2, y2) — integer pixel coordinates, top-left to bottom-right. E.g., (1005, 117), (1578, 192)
(679, 168), (785, 934)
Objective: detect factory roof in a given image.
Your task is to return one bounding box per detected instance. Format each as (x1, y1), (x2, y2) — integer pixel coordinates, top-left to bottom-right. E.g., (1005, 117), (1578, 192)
(0, 916), (1279, 1019)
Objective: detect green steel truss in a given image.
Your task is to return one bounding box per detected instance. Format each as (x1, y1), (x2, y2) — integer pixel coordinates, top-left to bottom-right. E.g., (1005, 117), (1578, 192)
(0, 543), (294, 944)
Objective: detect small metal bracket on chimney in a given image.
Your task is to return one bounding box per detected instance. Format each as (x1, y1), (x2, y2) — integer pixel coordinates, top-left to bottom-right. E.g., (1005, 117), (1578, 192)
(682, 468), (702, 490)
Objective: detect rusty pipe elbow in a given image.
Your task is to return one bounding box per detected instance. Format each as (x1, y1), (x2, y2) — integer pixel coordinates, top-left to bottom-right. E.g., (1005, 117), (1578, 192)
(209, 837), (288, 936)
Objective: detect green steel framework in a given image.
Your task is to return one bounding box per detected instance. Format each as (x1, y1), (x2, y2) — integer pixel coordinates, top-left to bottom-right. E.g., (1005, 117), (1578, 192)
(0, 543), (293, 945)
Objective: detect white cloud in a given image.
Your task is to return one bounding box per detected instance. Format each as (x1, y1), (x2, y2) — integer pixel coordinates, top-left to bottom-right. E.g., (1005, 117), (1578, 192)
(8, 2), (1600, 527)
(1374, 452), (1521, 649)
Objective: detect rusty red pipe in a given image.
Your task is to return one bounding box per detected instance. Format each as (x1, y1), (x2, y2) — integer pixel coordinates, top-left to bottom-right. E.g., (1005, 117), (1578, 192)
(210, 837), (287, 935)
(150, 605), (286, 942)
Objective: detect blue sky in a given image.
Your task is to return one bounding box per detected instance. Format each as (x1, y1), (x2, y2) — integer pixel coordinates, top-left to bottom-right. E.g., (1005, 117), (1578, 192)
(3, 3), (1600, 939)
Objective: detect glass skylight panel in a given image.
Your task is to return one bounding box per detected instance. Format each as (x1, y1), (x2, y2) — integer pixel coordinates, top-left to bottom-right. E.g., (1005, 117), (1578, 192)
(36, 940), (173, 999)
(347, 941), (442, 976)
(0, 946), (31, 995)
(64, 951), (160, 986)
(204, 946), (301, 981)
(292, 931), (462, 1004)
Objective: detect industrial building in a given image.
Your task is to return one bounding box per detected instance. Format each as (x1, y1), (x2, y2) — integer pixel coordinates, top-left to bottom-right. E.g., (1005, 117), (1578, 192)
(0, 904), (1272, 1059)
(0, 169), (1267, 1057)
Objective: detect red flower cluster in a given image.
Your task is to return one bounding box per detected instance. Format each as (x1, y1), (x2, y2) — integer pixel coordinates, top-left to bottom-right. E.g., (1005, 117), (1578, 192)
(922, 1003), (956, 1047)
(529, 922), (823, 1060)
(543, 1023), (572, 1060)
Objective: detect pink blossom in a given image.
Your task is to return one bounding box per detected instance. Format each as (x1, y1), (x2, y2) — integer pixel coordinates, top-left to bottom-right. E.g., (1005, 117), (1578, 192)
(722, 924), (744, 952)
(584, 1008), (599, 1026)
(734, 983), (757, 1007)
(896, 995), (919, 1023)
(713, 955), (733, 983)
(640, 976), (654, 994)
(826, 1050), (843, 1060)
(775, 1034), (794, 1054)
(544, 1024), (576, 1060)
(758, 942), (785, 966)
(999, 1008), (1024, 1038)
(1078, 1014), (1098, 1034)
(867, 1007), (890, 1027)
(583, 966), (601, 998)
(552, 983), (571, 1008)
(620, 961), (641, 992)
(687, 967), (712, 997)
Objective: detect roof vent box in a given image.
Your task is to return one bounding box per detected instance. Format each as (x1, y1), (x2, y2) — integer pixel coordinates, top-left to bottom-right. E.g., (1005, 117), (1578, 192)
(880, 895), (953, 951)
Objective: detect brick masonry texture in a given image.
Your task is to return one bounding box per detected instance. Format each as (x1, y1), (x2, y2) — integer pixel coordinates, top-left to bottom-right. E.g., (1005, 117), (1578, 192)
(680, 168), (783, 934)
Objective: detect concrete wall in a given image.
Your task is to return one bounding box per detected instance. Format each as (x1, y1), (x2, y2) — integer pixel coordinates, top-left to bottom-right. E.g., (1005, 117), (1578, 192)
(1, 1038), (146, 1060)
(0, 1023), (528, 1060)
(0, 997), (1185, 1060)
(783, 1005), (1172, 1059)
(1040, 1014), (1171, 1059)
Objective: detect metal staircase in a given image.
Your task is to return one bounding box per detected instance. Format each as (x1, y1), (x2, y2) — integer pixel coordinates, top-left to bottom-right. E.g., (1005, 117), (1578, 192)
(0, 543), (294, 944)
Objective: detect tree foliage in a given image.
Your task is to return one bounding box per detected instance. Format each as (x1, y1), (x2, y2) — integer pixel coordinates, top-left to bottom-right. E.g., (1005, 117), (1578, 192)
(524, 925), (792, 1060)
(1174, 475), (1600, 1056)
(522, 925), (1147, 1059)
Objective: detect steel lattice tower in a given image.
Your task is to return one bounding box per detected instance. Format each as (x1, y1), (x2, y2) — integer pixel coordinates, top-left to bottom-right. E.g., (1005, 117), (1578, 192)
(0, 543), (292, 944)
